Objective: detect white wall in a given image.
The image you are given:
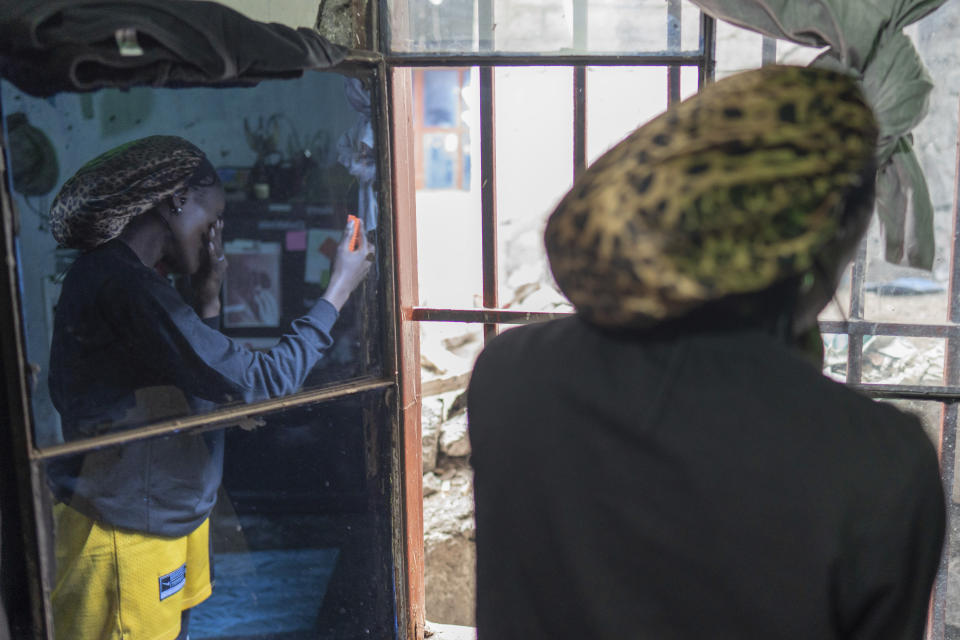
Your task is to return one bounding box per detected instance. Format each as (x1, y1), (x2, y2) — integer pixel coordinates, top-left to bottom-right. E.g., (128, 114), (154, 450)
(217, 0), (321, 29)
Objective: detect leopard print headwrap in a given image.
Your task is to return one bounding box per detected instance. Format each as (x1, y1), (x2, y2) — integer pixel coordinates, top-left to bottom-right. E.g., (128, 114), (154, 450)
(545, 65), (879, 328)
(50, 136), (206, 250)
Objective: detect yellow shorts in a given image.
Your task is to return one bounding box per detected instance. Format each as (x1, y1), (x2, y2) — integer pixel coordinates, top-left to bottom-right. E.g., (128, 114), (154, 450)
(51, 503), (213, 640)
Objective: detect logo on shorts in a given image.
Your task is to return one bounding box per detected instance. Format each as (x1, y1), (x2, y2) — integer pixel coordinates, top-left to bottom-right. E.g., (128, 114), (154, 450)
(159, 564), (186, 601)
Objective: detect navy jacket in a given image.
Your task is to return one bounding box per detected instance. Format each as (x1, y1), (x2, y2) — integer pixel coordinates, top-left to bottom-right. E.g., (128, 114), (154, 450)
(48, 239), (338, 536)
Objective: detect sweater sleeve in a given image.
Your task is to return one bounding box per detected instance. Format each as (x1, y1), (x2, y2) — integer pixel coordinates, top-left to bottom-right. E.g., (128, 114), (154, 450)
(101, 268), (340, 404)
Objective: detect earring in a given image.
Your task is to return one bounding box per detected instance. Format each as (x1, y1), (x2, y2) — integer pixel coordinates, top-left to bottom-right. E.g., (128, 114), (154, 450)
(172, 196), (185, 215)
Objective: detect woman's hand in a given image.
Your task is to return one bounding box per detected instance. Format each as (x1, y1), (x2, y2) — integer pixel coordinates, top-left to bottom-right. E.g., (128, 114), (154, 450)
(322, 217), (374, 312)
(193, 218), (227, 319)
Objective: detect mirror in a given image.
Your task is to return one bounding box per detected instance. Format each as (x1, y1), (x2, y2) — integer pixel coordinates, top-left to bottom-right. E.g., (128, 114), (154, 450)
(0, 70), (386, 449)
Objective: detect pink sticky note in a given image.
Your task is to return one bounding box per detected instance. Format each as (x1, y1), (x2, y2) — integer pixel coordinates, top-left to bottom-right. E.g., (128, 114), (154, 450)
(286, 230), (307, 251)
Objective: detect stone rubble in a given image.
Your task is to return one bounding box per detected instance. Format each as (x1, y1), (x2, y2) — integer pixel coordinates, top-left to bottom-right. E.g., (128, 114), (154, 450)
(422, 398), (476, 626)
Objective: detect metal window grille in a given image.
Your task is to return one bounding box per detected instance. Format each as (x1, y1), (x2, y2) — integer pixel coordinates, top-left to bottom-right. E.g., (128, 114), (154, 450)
(386, 8), (960, 637)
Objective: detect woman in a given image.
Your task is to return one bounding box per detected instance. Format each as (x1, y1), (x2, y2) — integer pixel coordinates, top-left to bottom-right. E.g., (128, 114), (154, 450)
(45, 135), (372, 640)
(468, 66), (945, 639)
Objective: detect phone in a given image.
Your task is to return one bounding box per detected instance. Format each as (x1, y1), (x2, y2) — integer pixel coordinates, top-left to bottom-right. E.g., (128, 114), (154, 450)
(347, 214), (361, 252)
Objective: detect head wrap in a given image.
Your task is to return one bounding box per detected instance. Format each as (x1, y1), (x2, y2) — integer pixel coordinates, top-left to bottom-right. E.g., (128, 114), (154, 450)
(50, 136), (206, 250)
(545, 65), (879, 328)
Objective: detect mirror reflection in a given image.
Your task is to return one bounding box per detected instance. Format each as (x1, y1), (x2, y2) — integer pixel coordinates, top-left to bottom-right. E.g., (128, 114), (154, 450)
(43, 392), (397, 640)
(0, 71), (385, 449)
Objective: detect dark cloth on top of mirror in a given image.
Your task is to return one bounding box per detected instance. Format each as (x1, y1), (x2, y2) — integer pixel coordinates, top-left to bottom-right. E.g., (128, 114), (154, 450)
(47, 237), (338, 537)
(0, 0), (347, 98)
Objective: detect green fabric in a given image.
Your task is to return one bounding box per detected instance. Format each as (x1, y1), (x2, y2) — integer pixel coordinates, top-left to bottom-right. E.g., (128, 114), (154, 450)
(690, 0), (947, 269)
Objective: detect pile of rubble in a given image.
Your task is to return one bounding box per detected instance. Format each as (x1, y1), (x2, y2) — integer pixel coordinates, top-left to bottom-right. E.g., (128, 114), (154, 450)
(422, 393), (477, 626)
(823, 333), (945, 387)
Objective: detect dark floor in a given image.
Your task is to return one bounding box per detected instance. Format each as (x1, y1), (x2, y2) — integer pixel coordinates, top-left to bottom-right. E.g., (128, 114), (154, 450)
(190, 548), (339, 639)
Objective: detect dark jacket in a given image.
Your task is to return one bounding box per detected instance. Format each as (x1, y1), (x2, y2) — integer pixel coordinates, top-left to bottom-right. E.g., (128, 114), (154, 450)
(468, 315), (945, 639)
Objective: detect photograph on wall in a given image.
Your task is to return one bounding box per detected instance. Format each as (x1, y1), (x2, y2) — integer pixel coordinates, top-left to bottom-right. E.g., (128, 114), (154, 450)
(304, 228), (343, 288)
(223, 239), (283, 328)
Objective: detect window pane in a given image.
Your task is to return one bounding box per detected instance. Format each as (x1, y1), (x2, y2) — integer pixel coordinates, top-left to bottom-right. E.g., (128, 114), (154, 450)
(387, 0), (703, 54)
(416, 185), (483, 307)
(715, 22), (824, 80)
(850, 24), (957, 332)
(1, 71), (387, 448)
(423, 70), (462, 127)
(41, 391), (397, 639)
(715, 19), (763, 79)
(587, 66), (668, 164)
(413, 69), (483, 307)
(861, 337), (945, 387)
(861, 228), (949, 326)
(585, 0), (701, 53)
(820, 331), (849, 383)
(495, 67), (574, 312)
(680, 65), (699, 100)
(421, 321), (484, 393)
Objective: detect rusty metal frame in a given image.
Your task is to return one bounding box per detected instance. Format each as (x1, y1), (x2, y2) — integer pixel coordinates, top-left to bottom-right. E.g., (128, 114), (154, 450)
(387, 64), (425, 640)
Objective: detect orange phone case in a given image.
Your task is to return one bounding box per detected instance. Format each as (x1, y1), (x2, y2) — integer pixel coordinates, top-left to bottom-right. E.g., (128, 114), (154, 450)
(347, 214), (361, 252)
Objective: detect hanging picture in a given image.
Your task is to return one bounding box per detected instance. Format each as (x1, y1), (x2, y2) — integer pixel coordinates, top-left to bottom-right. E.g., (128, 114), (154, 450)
(223, 239), (283, 328)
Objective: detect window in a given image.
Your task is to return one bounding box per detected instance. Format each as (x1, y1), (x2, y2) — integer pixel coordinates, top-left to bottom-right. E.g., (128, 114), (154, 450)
(385, 0), (714, 631)
(384, 1), (960, 638)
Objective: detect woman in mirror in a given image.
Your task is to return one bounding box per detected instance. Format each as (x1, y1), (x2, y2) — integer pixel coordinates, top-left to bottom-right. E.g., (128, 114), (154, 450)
(45, 135), (373, 640)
